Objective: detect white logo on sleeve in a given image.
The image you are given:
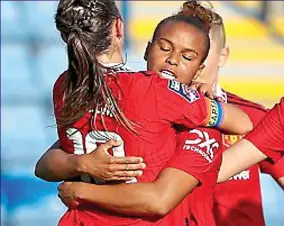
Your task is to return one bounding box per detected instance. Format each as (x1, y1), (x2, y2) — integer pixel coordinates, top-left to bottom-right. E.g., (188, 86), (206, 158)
(183, 129), (219, 162)
(229, 170), (251, 180)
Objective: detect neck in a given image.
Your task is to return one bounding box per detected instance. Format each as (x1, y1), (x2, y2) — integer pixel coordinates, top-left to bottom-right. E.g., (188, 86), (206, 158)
(97, 49), (123, 65)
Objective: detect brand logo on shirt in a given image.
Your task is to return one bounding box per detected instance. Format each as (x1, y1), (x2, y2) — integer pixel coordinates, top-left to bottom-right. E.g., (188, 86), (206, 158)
(229, 170), (251, 180)
(168, 80), (200, 103)
(222, 134), (243, 147)
(183, 129), (219, 162)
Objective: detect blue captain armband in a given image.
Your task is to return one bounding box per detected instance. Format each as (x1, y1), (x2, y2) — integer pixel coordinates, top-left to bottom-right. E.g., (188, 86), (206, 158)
(205, 99), (224, 128)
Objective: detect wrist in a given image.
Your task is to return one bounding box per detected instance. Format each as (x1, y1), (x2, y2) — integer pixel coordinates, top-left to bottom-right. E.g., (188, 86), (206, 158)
(67, 154), (84, 176)
(76, 182), (97, 202)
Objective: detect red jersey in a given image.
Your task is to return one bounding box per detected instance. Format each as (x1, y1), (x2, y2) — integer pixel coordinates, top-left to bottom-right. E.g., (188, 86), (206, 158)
(214, 92), (268, 226)
(246, 97), (284, 162)
(259, 155), (284, 180)
(54, 71), (221, 226)
(165, 127), (223, 226)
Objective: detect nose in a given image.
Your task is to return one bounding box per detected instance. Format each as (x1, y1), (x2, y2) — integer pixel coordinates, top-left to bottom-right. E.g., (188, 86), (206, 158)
(166, 53), (178, 66)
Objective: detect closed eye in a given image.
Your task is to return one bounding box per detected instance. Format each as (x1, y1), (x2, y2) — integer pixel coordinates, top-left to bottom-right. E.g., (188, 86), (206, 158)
(182, 55), (192, 61)
(160, 46), (170, 52)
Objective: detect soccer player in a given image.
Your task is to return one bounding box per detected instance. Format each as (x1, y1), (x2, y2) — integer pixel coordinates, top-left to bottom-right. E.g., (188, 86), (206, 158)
(55, 2), (227, 226)
(218, 97), (284, 182)
(56, 2), (284, 226)
(37, 0), (251, 225)
(190, 2), (284, 226)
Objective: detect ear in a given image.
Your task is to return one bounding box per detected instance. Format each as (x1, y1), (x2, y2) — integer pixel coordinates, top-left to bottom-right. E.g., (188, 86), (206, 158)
(144, 41), (152, 61)
(218, 46), (229, 68)
(112, 17), (124, 40)
(193, 64), (205, 81)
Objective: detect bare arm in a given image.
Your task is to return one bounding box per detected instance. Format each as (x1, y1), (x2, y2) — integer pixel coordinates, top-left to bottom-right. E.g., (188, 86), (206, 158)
(35, 140), (81, 182)
(278, 177), (284, 188)
(188, 82), (253, 134)
(58, 127), (223, 217)
(217, 139), (267, 183)
(218, 102), (253, 135)
(35, 140), (146, 182)
(58, 167), (199, 217)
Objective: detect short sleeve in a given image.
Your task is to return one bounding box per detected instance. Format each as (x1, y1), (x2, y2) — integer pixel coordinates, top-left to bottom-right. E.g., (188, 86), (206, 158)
(155, 78), (222, 129)
(165, 127), (223, 185)
(246, 98), (284, 162)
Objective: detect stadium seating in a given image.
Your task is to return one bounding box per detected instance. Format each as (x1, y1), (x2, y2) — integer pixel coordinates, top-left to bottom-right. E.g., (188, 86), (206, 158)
(1, 2), (283, 226)
(1, 2), (28, 41)
(1, 45), (38, 100)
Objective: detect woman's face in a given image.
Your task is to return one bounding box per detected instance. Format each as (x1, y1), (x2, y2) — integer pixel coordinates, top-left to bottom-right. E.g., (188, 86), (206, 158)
(146, 21), (207, 85)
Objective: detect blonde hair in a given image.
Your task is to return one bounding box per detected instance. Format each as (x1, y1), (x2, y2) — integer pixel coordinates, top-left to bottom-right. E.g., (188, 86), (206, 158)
(197, 1), (226, 47)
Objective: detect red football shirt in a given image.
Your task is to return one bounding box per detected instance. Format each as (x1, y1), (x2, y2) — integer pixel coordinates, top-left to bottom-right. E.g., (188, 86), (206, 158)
(54, 71), (219, 226)
(214, 92), (267, 226)
(259, 155), (284, 180)
(246, 98), (284, 162)
(166, 127), (223, 226)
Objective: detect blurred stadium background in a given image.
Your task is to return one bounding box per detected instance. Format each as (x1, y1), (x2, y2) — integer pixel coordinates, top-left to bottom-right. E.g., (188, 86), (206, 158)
(1, 1), (284, 226)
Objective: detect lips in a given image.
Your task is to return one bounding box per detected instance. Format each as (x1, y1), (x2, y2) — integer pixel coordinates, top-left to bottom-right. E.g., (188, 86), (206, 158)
(159, 69), (176, 80)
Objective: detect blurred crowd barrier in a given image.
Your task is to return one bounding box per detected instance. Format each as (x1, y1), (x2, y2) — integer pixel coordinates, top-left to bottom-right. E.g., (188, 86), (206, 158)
(1, 1), (283, 226)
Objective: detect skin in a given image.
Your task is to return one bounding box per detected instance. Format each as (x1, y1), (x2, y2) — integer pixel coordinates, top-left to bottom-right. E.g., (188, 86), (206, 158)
(199, 29), (284, 188)
(56, 21), (251, 217)
(217, 138), (267, 183)
(34, 18), (146, 182)
(146, 21), (206, 84)
(35, 18), (252, 184)
(51, 7), (282, 222)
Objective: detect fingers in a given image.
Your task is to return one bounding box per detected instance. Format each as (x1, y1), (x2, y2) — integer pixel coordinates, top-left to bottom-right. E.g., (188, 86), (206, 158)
(57, 182), (70, 191)
(97, 139), (122, 153)
(199, 86), (214, 99)
(112, 169), (143, 177)
(189, 83), (198, 90)
(109, 155), (144, 164)
(108, 177), (137, 181)
(109, 162), (146, 171)
(103, 171), (144, 181)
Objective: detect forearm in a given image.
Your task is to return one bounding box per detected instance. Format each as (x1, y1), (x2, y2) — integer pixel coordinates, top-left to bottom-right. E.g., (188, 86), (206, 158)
(218, 139), (267, 183)
(78, 182), (161, 217)
(35, 141), (81, 182)
(76, 168), (197, 217)
(220, 103), (253, 135)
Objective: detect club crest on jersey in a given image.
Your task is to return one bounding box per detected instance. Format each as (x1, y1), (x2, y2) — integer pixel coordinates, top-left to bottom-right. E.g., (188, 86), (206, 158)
(168, 80), (200, 103)
(222, 135), (243, 147)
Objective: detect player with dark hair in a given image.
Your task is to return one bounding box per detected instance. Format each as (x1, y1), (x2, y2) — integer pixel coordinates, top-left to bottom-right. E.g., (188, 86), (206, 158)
(54, 2), (239, 226)
(36, 0), (253, 225)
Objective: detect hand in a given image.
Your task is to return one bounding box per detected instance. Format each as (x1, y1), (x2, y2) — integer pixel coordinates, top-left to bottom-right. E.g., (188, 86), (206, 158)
(57, 182), (81, 208)
(76, 139), (146, 181)
(190, 81), (224, 102)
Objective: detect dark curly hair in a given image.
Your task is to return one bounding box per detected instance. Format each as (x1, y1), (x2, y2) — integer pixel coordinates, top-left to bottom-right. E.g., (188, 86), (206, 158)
(55, 0), (134, 132)
(152, 0), (213, 63)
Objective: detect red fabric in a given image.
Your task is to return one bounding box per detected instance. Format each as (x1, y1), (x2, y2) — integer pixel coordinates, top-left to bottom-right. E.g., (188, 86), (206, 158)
(259, 155), (284, 180)
(214, 92), (267, 226)
(54, 71), (215, 226)
(166, 127), (223, 226)
(246, 98), (284, 162)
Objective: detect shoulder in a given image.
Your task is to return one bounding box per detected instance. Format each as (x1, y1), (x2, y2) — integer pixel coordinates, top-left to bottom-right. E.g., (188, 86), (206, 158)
(53, 71), (67, 94)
